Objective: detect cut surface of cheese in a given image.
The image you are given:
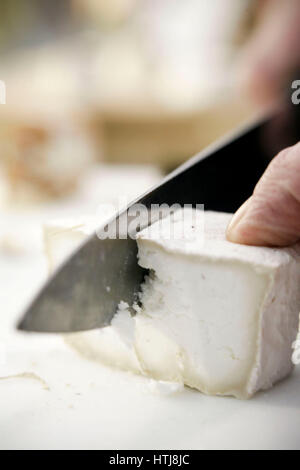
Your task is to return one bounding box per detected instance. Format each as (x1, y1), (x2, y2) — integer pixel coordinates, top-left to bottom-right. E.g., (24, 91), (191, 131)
(44, 210), (300, 398)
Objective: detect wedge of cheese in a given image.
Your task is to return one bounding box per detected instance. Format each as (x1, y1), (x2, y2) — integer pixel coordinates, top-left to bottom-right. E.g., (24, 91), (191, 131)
(44, 210), (300, 399)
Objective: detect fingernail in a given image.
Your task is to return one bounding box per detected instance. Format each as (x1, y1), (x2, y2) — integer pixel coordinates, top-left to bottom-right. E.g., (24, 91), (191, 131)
(226, 198), (252, 242)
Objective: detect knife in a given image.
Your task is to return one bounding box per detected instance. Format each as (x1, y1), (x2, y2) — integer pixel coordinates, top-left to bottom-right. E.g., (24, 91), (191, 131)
(18, 102), (300, 334)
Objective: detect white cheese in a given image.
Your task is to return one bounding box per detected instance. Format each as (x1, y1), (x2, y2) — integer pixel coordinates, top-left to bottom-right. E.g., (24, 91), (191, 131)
(145, 379), (184, 396)
(0, 123), (95, 204)
(44, 210), (300, 399)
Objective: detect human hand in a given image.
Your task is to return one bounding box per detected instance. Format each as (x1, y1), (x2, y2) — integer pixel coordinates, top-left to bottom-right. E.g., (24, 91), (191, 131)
(227, 142), (300, 246)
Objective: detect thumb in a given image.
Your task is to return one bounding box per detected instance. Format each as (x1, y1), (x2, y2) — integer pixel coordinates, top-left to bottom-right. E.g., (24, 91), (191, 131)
(226, 142), (300, 247)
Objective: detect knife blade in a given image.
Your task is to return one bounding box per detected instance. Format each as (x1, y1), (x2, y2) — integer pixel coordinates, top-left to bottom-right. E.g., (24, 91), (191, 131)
(17, 104), (298, 334)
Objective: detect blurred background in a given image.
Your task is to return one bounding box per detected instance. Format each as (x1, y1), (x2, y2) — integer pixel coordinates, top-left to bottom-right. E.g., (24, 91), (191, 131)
(0, 0), (262, 211)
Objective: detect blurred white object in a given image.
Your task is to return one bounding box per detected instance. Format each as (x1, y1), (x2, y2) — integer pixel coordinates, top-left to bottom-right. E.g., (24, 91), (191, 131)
(91, 0), (250, 111)
(88, 0), (255, 166)
(0, 0), (254, 178)
(0, 41), (98, 203)
(1, 43), (87, 121)
(0, 121), (96, 203)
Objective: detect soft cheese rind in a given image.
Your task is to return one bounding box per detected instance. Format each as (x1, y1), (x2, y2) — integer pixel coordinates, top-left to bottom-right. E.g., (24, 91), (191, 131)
(137, 211), (300, 397)
(44, 210), (300, 398)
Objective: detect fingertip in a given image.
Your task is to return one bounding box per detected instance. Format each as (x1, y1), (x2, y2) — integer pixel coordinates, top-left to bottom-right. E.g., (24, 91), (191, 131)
(226, 199), (283, 247)
(226, 198), (252, 244)
(226, 223), (244, 245)
(227, 217), (299, 247)
(226, 220), (268, 246)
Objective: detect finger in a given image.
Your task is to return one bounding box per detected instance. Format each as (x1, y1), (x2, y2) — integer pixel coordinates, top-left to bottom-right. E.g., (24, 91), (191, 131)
(226, 142), (300, 246)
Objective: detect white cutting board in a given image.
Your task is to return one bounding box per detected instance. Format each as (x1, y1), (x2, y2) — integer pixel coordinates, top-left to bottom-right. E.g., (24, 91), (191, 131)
(1, 166), (300, 450)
